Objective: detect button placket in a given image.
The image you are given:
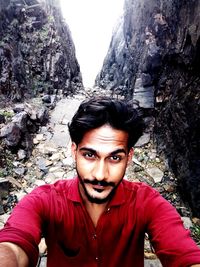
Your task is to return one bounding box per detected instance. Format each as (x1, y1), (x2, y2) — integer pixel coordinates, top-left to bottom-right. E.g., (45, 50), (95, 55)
(92, 233), (97, 240)
(106, 207), (111, 213)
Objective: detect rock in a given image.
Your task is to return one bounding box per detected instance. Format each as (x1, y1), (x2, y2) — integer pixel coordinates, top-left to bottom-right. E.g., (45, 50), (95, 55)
(0, 213), (9, 229)
(52, 171), (65, 179)
(135, 133), (151, 147)
(181, 217), (193, 230)
(0, 1), (83, 101)
(36, 158), (50, 172)
(146, 167), (164, 183)
(14, 191), (26, 202)
(62, 157), (74, 166)
(13, 104), (25, 113)
(144, 259), (162, 267)
(37, 107), (49, 125)
(141, 73), (153, 87)
(34, 179), (46, 187)
(134, 165), (144, 172)
(192, 217), (200, 226)
(38, 238), (47, 254)
(6, 176), (23, 189)
(42, 95), (51, 104)
(35, 134), (44, 141)
(0, 114), (5, 124)
(17, 149), (26, 160)
(49, 153), (62, 161)
(14, 167), (26, 176)
(49, 166), (60, 173)
(12, 112), (28, 131)
(0, 123), (21, 147)
(163, 184), (175, 193)
(148, 150), (157, 160)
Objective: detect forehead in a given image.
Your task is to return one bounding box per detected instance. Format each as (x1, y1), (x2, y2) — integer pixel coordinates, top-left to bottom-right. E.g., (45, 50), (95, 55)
(78, 125), (129, 153)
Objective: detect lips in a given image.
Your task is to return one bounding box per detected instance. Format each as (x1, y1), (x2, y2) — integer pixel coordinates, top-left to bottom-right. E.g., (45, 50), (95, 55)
(92, 184), (105, 192)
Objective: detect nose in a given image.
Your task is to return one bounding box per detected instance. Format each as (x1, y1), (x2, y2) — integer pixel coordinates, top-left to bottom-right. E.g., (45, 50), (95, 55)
(93, 160), (107, 181)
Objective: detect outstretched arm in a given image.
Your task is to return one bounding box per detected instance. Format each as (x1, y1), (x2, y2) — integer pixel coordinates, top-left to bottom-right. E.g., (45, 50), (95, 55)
(0, 242), (29, 267)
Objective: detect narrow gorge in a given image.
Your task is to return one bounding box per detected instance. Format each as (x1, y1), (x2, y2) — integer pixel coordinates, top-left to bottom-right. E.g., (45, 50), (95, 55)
(0, 0), (200, 225)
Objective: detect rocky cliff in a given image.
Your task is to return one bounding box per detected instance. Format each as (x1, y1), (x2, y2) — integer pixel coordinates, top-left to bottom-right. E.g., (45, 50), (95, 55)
(96, 0), (200, 217)
(0, 0), (83, 103)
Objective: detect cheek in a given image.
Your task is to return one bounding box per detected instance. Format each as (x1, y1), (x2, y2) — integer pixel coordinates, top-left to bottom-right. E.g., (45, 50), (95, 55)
(109, 162), (127, 178)
(76, 157), (93, 175)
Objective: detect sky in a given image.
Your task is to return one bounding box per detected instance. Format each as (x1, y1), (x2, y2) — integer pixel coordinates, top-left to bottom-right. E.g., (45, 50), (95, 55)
(59, 0), (124, 88)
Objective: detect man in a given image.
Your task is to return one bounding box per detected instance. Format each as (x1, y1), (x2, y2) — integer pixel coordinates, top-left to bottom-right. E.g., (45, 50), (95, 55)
(0, 96), (200, 267)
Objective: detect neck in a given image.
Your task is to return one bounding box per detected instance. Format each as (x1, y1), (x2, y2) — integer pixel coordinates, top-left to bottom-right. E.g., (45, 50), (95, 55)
(79, 183), (108, 227)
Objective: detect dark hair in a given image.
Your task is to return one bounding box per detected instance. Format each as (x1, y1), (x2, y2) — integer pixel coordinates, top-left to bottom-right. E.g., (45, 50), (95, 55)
(68, 97), (144, 149)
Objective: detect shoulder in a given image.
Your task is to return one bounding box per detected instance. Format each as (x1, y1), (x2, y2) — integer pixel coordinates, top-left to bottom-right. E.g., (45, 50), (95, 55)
(29, 178), (76, 197)
(122, 179), (168, 209)
(17, 178), (77, 210)
(122, 179), (158, 197)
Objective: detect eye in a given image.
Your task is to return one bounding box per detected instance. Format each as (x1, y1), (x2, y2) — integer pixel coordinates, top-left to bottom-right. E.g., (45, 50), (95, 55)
(109, 155), (121, 162)
(83, 152), (95, 159)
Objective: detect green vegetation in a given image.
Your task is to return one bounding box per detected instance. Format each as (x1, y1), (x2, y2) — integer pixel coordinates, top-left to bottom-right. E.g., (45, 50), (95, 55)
(191, 224), (200, 245)
(0, 110), (14, 119)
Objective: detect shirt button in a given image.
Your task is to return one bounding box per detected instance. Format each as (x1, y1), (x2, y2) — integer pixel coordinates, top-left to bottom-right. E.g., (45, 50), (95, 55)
(95, 256), (99, 261)
(107, 207), (111, 212)
(92, 234), (97, 239)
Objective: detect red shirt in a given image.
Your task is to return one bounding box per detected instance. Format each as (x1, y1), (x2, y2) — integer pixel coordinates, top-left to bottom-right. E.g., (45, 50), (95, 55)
(0, 177), (200, 267)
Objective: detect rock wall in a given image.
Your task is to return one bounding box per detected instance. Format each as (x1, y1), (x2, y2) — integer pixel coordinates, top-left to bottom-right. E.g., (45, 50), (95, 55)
(0, 0), (83, 102)
(96, 0), (200, 217)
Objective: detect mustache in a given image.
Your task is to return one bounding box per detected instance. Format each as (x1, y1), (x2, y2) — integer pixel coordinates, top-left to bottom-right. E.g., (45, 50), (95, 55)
(83, 179), (115, 187)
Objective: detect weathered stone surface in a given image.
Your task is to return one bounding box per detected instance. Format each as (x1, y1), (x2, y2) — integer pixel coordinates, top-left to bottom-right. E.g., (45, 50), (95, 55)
(146, 167), (164, 183)
(0, 0), (83, 101)
(96, 0), (200, 217)
(0, 123), (21, 147)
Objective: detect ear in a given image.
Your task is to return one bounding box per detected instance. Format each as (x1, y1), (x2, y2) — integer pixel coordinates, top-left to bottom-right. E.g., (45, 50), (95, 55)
(71, 142), (77, 160)
(127, 148), (134, 164)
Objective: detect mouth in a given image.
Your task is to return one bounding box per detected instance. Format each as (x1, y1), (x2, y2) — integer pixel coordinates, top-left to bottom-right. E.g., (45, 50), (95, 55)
(94, 188), (104, 193)
(92, 184), (105, 193)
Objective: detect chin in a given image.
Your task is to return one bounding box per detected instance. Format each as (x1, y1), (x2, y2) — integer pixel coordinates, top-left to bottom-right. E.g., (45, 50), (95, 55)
(85, 188), (115, 204)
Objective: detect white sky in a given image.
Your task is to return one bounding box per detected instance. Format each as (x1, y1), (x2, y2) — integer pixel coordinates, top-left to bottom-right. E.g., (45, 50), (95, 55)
(59, 0), (124, 88)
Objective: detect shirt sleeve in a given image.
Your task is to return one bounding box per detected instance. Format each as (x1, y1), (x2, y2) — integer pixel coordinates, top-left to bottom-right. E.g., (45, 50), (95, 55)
(0, 186), (50, 267)
(144, 186), (200, 267)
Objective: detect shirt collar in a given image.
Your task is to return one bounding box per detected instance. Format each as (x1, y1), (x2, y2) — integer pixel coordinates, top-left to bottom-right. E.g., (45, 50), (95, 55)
(66, 177), (125, 206)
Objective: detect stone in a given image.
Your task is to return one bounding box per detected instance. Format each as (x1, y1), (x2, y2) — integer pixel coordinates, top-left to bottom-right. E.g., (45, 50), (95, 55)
(135, 133), (151, 147)
(141, 73), (153, 87)
(14, 167), (26, 176)
(0, 123), (21, 147)
(37, 107), (49, 125)
(144, 259), (162, 267)
(42, 95), (51, 104)
(49, 153), (61, 161)
(35, 134), (44, 141)
(62, 157), (74, 166)
(12, 112), (28, 131)
(49, 166), (60, 173)
(36, 158), (50, 172)
(13, 104), (25, 113)
(17, 149), (26, 160)
(146, 167), (164, 183)
(53, 171), (65, 179)
(0, 214), (9, 229)
(34, 179), (46, 187)
(0, 114), (5, 124)
(181, 217), (193, 230)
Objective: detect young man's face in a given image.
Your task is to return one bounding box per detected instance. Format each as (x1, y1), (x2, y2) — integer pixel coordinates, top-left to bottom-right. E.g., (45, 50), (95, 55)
(71, 124), (133, 204)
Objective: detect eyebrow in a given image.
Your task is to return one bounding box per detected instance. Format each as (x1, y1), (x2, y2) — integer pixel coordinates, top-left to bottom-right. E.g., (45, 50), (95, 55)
(79, 147), (127, 155)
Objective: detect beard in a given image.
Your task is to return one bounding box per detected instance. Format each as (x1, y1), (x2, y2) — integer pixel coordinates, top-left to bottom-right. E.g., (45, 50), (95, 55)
(76, 171), (121, 204)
